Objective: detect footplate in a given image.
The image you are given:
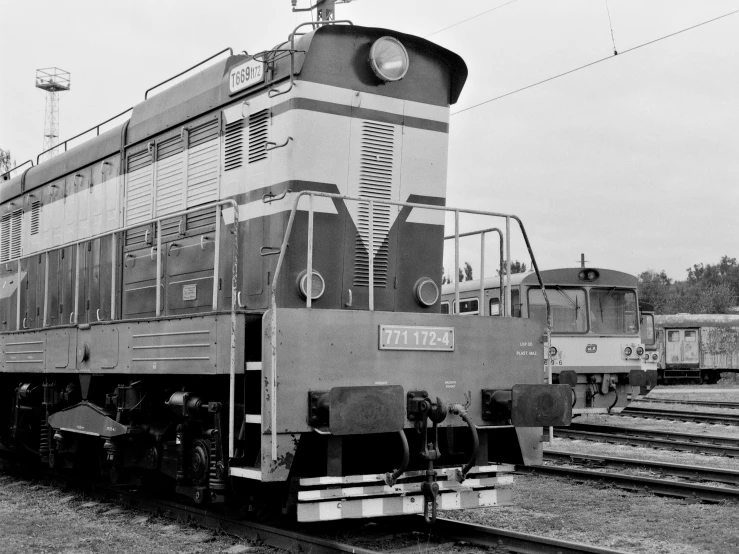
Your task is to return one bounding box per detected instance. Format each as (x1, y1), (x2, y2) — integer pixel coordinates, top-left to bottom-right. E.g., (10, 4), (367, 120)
(297, 464), (514, 522)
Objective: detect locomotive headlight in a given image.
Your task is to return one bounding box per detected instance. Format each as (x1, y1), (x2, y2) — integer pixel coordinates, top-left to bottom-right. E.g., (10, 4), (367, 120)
(298, 270), (325, 300)
(549, 346), (558, 356)
(623, 346), (633, 357)
(636, 346), (644, 356)
(414, 277), (439, 307)
(652, 353), (659, 361)
(369, 37), (410, 82)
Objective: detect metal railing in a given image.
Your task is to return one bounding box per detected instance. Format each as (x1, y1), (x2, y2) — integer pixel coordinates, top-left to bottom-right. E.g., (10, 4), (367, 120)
(36, 108), (133, 164)
(145, 47), (234, 100)
(443, 228), (505, 317)
(265, 191), (552, 461)
(1, 160), (33, 182)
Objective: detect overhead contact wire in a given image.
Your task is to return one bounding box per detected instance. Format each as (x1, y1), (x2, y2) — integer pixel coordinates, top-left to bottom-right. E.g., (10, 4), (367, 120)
(424, 0), (519, 38)
(452, 7), (739, 116)
(605, 0), (618, 55)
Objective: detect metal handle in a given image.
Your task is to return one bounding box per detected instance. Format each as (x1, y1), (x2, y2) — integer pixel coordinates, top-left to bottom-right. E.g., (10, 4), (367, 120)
(200, 236), (210, 250)
(260, 246), (281, 256)
(168, 242), (179, 256)
(263, 189), (291, 203)
(237, 291), (245, 308)
(144, 229), (151, 245)
(150, 247), (157, 261)
(96, 309), (102, 322)
(264, 137), (293, 152)
(70, 312), (75, 324)
(345, 289), (353, 307)
(22, 317), (27, 329)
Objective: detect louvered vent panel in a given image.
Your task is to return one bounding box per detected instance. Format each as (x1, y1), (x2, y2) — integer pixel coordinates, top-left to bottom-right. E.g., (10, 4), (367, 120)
(353, 121), (395, 288)
(159, 217), (181, 241)
(125, 149), (153, 225)
(31, 201), (41, 235)
(224, 119), (244, 172)
(187, 207), (216, 231)
(0, 209), (23, 262)
(187, 119), (219, 208)
(248, 109), (269, 164)
(156, 136), (185, 216)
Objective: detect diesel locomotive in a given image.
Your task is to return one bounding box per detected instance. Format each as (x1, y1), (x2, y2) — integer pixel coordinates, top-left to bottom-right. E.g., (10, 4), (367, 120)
(442, 267), (659, 413)
(0, 9), (570, 522)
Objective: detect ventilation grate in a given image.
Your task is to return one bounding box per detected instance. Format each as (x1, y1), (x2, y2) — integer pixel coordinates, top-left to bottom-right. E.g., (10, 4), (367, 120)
(224, 119), (245, 171)
(0, 209), (23, 262)
(353, 121), (395, 288)
(30, 201), (41, 235)
(248, 109), (269, 164)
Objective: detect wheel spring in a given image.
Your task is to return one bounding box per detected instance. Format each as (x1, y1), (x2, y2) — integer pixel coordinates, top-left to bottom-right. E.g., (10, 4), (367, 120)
(39, 423), (50, 462)
(208, 437), (226, 491)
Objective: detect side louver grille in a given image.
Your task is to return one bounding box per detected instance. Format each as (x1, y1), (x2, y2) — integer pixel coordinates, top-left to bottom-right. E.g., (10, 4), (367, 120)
(248, 109), (269, 164)
(353, 121), (395, 288)
(224, 119), (245, 171)
(0, 209), (23, 262)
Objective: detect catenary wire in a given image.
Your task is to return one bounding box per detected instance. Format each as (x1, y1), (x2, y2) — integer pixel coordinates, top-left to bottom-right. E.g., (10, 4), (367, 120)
(605, 0), (618, 55)
(424, 0), (519, 38)
(451, 7), (739, 116)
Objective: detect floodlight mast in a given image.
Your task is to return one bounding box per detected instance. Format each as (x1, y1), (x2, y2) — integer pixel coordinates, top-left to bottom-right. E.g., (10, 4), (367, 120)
(291, 0), (354, 21)
(35, 67), (71, 162)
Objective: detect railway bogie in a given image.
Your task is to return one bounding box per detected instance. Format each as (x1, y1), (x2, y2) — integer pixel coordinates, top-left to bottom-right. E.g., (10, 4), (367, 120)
(0, 17), (571, 522)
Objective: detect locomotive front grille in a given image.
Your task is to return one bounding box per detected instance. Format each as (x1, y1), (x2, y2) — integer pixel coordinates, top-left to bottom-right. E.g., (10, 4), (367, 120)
(353, 121), (395, 288)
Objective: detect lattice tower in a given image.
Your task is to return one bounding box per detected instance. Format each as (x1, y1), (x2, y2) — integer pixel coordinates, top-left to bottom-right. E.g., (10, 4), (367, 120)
(35, 68), (71, 162)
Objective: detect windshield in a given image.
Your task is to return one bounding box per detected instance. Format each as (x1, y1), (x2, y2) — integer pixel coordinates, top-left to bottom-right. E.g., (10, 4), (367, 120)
(590, 288), (638, 335)
(640, 313), (655, 345)
(528, 287), (587, 334)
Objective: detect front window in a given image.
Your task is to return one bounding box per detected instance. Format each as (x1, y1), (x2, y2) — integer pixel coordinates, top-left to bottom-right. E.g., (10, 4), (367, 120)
(457, 298), (479, 315)
(640, 313), (655, 346)
(528, 287), (587, 333)
(590, 288), (638, 335)
(440, 301), (450, 314)
(668, 330), (680, 342)
(685, 330), (697, 342)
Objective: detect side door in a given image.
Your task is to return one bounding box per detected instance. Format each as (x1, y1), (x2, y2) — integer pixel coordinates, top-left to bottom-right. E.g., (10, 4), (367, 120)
(665, 329), (681, 364)
(682, 329), (700, 364)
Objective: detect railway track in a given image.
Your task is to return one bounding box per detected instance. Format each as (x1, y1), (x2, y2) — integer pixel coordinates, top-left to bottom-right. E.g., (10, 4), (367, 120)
(635, 397), (739, 410)
(554, 423), (739, 457)
(0, 463), (630, 554)
(519, 450), (739, 503)
(620, 406), (739, 426)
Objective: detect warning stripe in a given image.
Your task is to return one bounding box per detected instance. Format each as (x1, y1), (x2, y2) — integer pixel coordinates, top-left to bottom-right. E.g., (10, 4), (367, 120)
(299, 464), (515, 487)
(297, 488), (511, 522)
(298, 475), (513, 501)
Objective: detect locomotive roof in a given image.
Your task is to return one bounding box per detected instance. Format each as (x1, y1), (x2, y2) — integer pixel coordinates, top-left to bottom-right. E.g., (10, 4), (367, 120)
(2, 25), (467, 204)
(654, 314), (739, 329)
(441, 267), (638, 295)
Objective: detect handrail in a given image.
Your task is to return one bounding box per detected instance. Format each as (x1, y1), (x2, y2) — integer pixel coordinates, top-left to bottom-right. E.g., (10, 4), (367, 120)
(145, 47), (234, 99)
(1, 160), (33, 182)
(266, 190), (551, 461)
(443, 228), (504, 318)
(36, 107), (133, 164)
(269, 20), (353, 98)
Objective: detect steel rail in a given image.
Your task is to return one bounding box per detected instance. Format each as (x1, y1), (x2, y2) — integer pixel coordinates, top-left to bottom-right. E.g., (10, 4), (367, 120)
(412, 517), (632, 554)
(636, 397), (739, 409)
(5, 470), (382, 554)
(543, 450), (739, 486)
(620, 406), (739, 426)
(555, 424), (739, 457)
(521, 463), (739, 504)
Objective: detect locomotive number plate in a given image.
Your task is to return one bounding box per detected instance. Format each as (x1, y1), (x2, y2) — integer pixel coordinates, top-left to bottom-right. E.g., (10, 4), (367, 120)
(379, 325), (454, 351)
(229, 59), (265, 94)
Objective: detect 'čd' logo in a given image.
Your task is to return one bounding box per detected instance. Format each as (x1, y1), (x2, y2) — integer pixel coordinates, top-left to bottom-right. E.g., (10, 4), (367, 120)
(586, 344), (597, 353)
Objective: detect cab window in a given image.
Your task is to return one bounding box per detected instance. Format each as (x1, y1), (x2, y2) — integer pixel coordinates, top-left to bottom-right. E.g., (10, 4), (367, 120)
(528, 287), (587, 333)
(511, 288), (521, 318)
(685, 330), (697, 342)
(489, 298), (500, 316)
(640, 313), (655, 346)
(668, 330), (680, 342)
(589, 288), (638, 335)
(440, 301), (450, 314)
(458, 298), (479, 315)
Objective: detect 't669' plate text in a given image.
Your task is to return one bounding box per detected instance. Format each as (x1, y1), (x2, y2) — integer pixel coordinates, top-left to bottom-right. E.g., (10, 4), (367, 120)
(379, 325), (454, 351)
(229, 59), (265, 94)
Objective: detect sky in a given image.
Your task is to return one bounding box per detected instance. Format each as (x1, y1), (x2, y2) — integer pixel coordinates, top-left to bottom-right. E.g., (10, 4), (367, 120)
(1, 0), (737, 281)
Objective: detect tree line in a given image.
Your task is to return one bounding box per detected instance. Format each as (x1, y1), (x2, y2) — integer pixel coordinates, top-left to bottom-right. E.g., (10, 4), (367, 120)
(639, 256), (739, 315)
